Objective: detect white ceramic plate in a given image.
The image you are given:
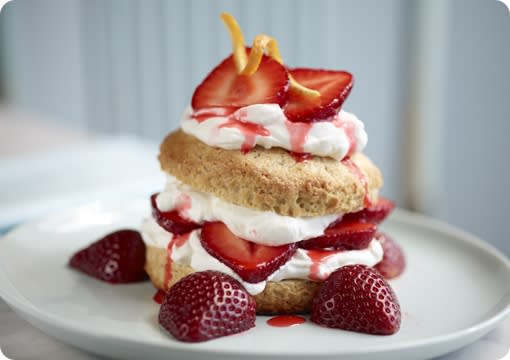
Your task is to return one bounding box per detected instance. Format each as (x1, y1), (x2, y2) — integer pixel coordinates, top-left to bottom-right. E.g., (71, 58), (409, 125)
(0, 198), (509, 360)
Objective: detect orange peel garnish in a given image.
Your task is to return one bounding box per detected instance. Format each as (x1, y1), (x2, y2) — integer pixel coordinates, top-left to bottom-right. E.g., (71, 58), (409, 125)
(220, 12), (320, 101)
(220, 13), (247, 73)
(240, 34), (279, 76)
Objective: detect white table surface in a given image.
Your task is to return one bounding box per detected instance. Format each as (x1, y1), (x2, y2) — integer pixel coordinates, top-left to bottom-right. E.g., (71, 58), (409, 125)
(0, 296), (509, 360)
(0, 110), (509, 360)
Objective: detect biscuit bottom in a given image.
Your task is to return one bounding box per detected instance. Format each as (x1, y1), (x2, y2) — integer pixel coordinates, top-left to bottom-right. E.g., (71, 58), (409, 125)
(145, 245), (321, 314)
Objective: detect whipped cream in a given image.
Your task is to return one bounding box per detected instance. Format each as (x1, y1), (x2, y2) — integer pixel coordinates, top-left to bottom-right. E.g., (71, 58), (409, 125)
(156, 175), (339, 246)
(181, 104), (367, 160)
(141, 217), (383, 295)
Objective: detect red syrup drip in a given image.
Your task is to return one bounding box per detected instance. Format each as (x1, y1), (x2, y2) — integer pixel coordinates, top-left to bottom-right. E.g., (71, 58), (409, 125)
(191, 107), (238, 123)
(175, 193), (192, 213)
(170, 193), (195, 228)
(333, 118), (357, 157)
(163, 232), (191, 290)
(341, 158), (371, 207)
(267, 315), (306, 327)
(289, 152), (313, 163)
(285, 121), (313, 162)
(153, 290), (166, 304)
(219, 109), (271, 153)
(307, 249), (339, 281)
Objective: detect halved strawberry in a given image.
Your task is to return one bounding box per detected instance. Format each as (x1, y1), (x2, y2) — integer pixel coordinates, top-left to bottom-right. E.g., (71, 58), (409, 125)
(298, 220), (376, 250)
(284, 69), (353, 122)
(150, 194), (200, 235)
(311, 264), (401, 335)
(200, 222), (297, 283)
(69, 230), (148, 284)
(159, 271), (256, 342)
(191, 49), (289, 110)
(343, 197), (395, 224)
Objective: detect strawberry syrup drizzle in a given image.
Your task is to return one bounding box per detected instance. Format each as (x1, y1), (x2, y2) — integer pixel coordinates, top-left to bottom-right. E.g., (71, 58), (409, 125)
(333, 118), (357, 157)
(285, 121), (313, 162)
(219, 109), (270, 153)
(289, 152), (313, 162)
(191, 107), (237, 123)
(307, 249), (339, 281)
(267, 315), (306, 327)
(175, 193), (192, 213)
(341, 158), (372, 207)
(153, 290), (166, 304)
(163, 232), (191, 290)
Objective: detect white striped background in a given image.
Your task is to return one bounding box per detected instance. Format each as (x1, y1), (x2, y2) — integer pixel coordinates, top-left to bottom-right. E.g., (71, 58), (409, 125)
(1, 0), (510, 256)
(0, 0), (405, 137)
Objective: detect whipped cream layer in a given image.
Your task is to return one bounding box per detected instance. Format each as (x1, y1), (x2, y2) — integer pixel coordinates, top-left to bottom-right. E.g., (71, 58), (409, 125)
(156, 175), (338, 246)
(142, 217), (383, 295)
(181, 104), (367, 160)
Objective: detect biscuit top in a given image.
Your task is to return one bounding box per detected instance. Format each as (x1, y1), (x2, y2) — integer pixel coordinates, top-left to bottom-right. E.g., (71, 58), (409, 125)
(159, 130), (382, 217)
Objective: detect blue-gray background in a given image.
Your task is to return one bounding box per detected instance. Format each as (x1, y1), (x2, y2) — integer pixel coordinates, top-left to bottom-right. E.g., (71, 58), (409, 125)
(1, 0), (509, 255)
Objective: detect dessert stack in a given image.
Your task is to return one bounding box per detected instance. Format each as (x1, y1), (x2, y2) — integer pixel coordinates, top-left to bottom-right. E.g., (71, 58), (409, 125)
(141, 13), (405, 341)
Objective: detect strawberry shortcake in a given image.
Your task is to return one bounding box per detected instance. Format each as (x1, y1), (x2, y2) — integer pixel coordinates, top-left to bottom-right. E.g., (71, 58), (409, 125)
(141, 13), (405, 341)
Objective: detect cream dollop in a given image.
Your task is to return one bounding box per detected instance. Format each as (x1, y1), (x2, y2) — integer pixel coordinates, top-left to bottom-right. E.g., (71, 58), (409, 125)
(156, 175), (339, 246)
(180, 104), (367, 160)
(141, 217), (383, 295)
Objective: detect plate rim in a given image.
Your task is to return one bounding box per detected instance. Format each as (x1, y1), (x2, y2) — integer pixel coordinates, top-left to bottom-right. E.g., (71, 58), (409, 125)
(0, 202), (509, 357)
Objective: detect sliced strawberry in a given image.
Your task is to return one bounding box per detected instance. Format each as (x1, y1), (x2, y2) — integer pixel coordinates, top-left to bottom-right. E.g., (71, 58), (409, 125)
(374, 232), (406, 279)
(284, 69), (353, 122)
(298, 221), (377, 250)
(200, 222), (297, 283)
(343, 197), (395, 224)
(191, 49), (289, 110)
(150, 193), (200, 235)
(69, 229), (148, 283)
(311, 264), (401, 335)
(159, 271), (256, 342)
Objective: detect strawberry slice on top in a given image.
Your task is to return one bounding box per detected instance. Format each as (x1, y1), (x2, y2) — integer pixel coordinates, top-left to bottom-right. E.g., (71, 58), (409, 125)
(200, 221), (297, 283)
(284, 69), (353, 122)
(191, 49), (289, 110)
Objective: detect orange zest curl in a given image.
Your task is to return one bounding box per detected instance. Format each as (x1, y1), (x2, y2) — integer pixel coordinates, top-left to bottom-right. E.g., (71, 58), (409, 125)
(220, 12), (320, 101)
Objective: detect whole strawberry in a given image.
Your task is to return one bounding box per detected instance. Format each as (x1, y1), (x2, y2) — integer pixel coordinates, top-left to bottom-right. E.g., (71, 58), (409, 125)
(311, 265), (401, 335)
(69, 229), (147, 283)
(374, 232), (406, 279)
(159, 270), (256, 342)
